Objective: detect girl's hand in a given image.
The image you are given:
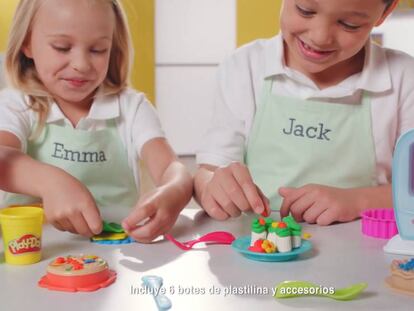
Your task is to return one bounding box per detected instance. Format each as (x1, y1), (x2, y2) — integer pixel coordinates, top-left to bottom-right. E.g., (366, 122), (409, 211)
(279, 185), (364, 225)
(123, 138), (192, 243)
(0, 139), (102, 237)
(122, 186), (183, 243)
(41, 170), (102, 237)
(198, 162), (270, 220)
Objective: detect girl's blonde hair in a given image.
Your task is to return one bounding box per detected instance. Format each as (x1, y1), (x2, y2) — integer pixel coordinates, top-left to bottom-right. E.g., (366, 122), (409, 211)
(5, 0), (132, 138)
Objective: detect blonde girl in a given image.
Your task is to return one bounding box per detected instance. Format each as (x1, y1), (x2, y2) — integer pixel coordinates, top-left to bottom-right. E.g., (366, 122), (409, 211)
(0, 0), (192, 242)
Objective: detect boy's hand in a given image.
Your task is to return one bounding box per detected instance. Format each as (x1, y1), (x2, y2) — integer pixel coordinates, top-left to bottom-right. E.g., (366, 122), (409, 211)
(279, 185), (362, 225)
(41, 171), (102, 237)
(200, 162), (270, 220)
(122, 187), (183, 243)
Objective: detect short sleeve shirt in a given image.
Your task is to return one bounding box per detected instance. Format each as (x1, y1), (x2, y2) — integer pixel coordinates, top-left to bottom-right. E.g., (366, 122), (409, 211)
(0, 88), (165, 189)
(196, 33), (414, 185)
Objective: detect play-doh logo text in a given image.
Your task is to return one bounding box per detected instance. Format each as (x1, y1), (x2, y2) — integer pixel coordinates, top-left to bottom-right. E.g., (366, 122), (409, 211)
(8, 234), (41, 254)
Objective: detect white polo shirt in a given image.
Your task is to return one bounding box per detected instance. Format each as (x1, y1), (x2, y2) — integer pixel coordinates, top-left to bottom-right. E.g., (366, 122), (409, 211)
(0, 87), (165, 190)
(196, 33), (414, 185)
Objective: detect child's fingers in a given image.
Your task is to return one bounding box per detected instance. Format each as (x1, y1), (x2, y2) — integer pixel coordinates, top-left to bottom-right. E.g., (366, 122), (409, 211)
(302, 202), (328, 224)
(316, 208), (338, 226)
(257, 187), (270, 217)
(231, 164), (264, 214)
(288, 191), (316, 222)
(82, 204), (102, 235)
(55, 220), (68, 232)
(128, 218), (161, 243)
(203, 194), (229, 220)
(140, 210), (179, 242)
(216, 169), (251, 212)
(52, 221), (65, 232)
(213, 184), (242, 217)
(54, 219), (76, 234)
(279, 187), (304, 218)
(279, 187), (293, 218)
(71, 213), (94, 237)
(122, 203), (157, 232)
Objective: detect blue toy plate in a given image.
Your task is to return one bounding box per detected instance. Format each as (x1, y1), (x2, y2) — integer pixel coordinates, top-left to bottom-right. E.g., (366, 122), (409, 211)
(231, 236), (312, 262)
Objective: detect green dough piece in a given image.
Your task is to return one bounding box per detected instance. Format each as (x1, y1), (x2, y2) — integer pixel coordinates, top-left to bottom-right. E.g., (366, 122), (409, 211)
(102, 221), (124, 233)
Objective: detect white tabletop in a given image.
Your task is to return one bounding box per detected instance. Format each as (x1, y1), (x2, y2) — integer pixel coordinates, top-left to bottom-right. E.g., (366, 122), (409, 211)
(1, 201), (413, 311)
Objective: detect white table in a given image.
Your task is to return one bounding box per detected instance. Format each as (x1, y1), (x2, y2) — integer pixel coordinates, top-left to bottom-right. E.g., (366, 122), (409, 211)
(1, 201), (413, 311)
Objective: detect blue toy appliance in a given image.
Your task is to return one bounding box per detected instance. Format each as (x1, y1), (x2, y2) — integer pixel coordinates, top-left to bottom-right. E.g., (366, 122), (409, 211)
(384, 129), (414, 255)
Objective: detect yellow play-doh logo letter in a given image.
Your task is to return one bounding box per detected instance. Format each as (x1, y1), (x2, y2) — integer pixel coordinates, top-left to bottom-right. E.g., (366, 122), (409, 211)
(8, 234), (41, 255)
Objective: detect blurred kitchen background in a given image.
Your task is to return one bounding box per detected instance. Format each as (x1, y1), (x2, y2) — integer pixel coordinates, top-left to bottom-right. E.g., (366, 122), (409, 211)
(1, 0), (414, 156)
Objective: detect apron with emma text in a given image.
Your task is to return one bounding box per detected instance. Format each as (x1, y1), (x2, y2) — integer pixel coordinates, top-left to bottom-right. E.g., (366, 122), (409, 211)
(3, 119), (138, 208)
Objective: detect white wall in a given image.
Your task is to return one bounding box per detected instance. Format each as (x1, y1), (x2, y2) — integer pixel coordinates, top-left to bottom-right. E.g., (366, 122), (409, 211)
(155, 6), (414, 155)
(155, 0), (236, 155)
(375, 13), (414, 56)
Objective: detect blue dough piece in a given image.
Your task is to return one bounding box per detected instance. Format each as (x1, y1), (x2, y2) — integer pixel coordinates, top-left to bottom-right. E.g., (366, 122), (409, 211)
(91, 236), (135, 244)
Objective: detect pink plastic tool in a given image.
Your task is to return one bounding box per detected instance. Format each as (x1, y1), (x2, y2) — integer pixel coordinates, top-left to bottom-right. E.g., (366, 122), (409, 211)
(361, 208), (398, 239)
(165, 231), (236, 250)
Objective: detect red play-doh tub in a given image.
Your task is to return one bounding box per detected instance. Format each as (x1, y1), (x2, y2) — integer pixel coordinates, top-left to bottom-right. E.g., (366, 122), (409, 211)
(38, 255), (116, 292)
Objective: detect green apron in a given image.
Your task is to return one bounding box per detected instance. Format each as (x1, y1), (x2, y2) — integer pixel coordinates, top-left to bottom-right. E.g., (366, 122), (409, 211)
(3, 119), (138, 208)
(245, 78), (377, 210)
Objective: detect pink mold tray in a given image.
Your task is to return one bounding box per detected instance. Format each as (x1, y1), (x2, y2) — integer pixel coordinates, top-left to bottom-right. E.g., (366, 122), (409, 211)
(361, 208), (398, 239)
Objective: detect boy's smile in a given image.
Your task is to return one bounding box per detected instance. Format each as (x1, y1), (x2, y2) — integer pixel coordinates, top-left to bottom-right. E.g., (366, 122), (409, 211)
(296, 37), (336, 62)
(281, 0), (390, 88)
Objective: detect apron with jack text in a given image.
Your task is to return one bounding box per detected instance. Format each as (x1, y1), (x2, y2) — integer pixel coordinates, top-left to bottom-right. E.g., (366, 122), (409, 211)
(245, 78), (377, 210)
